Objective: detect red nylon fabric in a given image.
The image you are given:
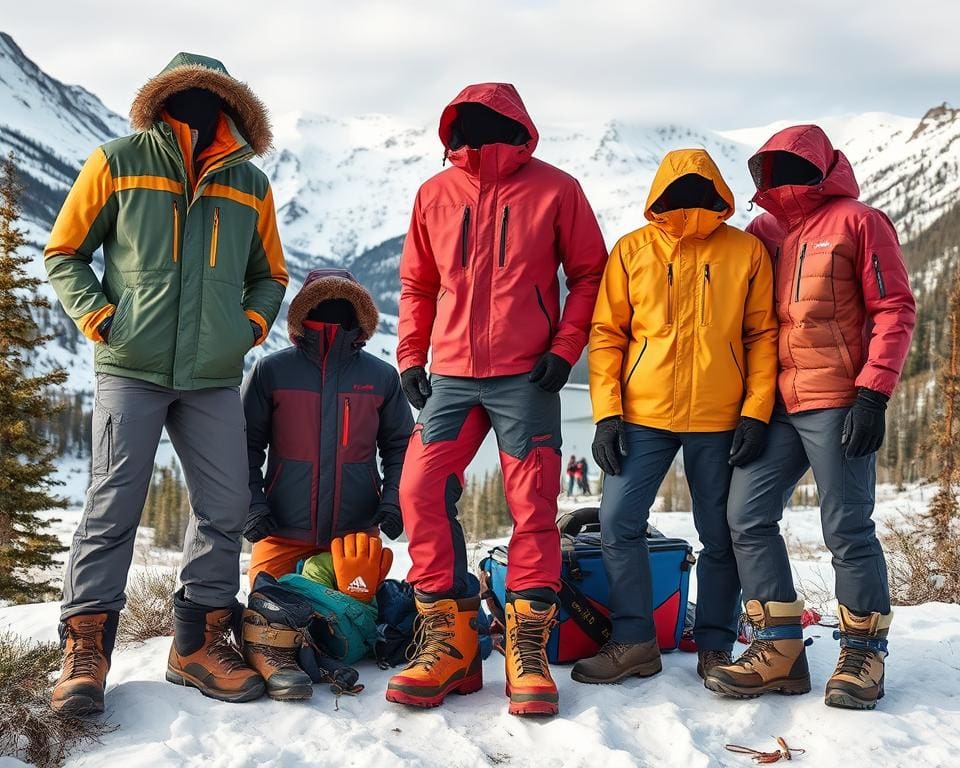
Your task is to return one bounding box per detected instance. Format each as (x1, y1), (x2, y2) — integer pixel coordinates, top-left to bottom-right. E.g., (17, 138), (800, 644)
(747, 125), (916, 410)
(397, 83), (607, 378)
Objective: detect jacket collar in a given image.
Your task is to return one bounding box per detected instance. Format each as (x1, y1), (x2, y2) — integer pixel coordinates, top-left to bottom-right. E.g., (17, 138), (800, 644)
(297, 321), (362, 368)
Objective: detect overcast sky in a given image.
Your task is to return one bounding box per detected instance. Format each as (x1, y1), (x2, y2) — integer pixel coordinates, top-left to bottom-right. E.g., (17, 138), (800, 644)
(5, 1), (957, 129)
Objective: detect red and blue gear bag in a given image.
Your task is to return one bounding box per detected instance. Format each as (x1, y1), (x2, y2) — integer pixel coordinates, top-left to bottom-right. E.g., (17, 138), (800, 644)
(479, 506), (694, 663)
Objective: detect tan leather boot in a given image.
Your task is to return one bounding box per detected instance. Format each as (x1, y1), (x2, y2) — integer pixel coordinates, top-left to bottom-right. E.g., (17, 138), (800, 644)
(704, 599), (811, 698)
(824, 606), (891, 710)
(166, 592), (265, 703)
(241, 608), (313, 701)
(697, 649), (733, 680)
(51, 612), (118, 715)
(505, 597), (559, 716)
(385, 595), (483, 708)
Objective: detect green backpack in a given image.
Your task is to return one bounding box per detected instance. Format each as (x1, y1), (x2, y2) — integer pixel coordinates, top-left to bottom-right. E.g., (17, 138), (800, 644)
(277, 573), (379, 665)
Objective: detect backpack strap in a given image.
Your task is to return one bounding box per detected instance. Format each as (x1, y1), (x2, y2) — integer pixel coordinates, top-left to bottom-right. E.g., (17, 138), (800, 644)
(557, 577), (612, 648)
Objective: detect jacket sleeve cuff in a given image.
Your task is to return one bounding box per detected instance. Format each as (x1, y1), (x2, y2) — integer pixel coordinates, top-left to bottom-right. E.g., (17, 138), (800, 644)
(79, 303), (116, 342)
(740, 398), (773, 424)
(855, 368), (896, 398)
(397, 352), (427, 373)
(245, 310), (269, 346)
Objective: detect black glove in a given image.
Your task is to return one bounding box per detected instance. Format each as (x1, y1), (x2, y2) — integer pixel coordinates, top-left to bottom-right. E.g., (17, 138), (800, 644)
(528, 352), (572, 393)
(98, 314), (114, 344)
(376, 504), (404, 540)
(841, 388), (888, 459)
(728, 416), (768, 467)
(250, 320), (262, 344)
(592, 416), (628, 476)
(400, 366), (432, 410)
(244, 502), (277, 543)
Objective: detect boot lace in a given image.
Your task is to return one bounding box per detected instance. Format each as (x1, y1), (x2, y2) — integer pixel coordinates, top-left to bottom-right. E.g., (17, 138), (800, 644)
(597, 641), (634, 662)
(64, 623), (103, 680)
(406, 608), (456, 671)
(207, 619), (246, 673)
(700, 650), (732, 669)
(509, 611), (555, 678)
(735, 616), (776, 668)
(833, 629), (883, 679)
(252, 642), (300, 670)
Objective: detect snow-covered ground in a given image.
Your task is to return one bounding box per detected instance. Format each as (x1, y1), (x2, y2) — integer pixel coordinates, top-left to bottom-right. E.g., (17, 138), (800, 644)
(1, 485), (958, 768)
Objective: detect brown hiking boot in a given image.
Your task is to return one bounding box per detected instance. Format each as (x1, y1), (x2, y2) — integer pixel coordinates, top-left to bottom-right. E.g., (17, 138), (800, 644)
(505, 597), (559, 717)
(166, 592), (265, 703)
(571, 638), (662, 684)
(241, 609), (313, 701)
(824, 605), (891, 710)
(385, 595), (483, 708)
(704, 599), (811, 698)
(51, 612), (118, 716)
(697, 649), (733, 680)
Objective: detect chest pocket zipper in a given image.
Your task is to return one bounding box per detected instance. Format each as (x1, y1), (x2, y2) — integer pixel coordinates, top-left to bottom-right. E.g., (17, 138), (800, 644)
(460, 207), (471, 268)
(172, 202), (180, 263)
(872, 253), (887, 298)
(624, 337), (648, 387)
(342, 397), (351, 448)
(209, 207), (220, 268)
(666, 264), (674, 324)
(794, 243), (807, 302)
(499, 206), (510, 267)
(701, 264), (711, 325)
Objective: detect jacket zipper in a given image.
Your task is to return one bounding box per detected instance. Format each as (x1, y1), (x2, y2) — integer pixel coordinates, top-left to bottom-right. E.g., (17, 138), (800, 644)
(794, 243), (807, 302)
(872, 253), (887, 298)
(172, 202), (180, 263)
(209, 207), (220, 268)
(342, 397), (351, 448)
(666, 263), (674, 324)
(730, 342), (746, 389)
(498, 206), (510, 267)
(700, 264), (711, 325)
(460, 207), (471, 268)
(624, 337), (648, 387)
(535, 285), (554, 337)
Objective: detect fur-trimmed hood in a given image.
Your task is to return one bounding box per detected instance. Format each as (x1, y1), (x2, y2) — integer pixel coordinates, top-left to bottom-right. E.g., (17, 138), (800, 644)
(287, 268), (379, 344)
(130, 52), (272, 155)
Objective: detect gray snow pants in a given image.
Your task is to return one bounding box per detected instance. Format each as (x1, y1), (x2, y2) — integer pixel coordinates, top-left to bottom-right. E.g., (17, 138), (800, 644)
(726, 405), (890, 614)
(61, 374), (250, 620)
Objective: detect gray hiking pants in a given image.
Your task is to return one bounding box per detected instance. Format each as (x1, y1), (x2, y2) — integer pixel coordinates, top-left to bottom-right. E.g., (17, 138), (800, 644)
(600, 424), (740, 651)
(726, 405), (890, 614)
(61, 374), (250, 620)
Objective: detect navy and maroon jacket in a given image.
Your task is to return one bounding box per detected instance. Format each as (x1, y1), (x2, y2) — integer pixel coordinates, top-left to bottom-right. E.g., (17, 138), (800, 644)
(242, 269), (414, 546)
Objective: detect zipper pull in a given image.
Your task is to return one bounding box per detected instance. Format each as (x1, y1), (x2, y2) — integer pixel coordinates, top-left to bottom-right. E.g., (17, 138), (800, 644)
(704, 264), (711, 282)
(342, 397), (351, 447)
(667, 263), (674, 285)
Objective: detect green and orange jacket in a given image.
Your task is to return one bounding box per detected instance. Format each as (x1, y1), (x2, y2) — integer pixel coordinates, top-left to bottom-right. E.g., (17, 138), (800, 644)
(589, 149), (778, 432)
(44, 53), (288, 390)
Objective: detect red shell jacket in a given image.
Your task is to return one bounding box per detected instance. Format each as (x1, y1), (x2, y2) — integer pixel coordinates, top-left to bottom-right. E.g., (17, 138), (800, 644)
(397, 83), (607, 378)
(747, 125), (916, 412)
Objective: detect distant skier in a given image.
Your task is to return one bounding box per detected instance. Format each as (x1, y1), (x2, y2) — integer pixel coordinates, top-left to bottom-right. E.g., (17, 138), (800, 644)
(566, 455), (579, 497)
(706, 125), (916, 710)
(577, 457), (591, 495)
(579, 149), (777, 686)
(45, 53), (287, 713)
(388, 83), (607, 717)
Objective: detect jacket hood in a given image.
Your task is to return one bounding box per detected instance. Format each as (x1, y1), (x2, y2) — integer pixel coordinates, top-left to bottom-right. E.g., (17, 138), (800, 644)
(748, 125), (859, 226)
(287, 268), (379, 343)
(438, 83), (539, 176)
(644, 149), (734, 239)
(130, 52), (272, 156)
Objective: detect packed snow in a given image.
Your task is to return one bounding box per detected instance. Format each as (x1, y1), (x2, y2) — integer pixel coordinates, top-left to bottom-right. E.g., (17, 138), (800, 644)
(2, 484), (958, 767)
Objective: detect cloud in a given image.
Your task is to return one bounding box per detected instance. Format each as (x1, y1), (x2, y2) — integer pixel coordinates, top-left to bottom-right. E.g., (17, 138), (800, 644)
(4, 0), (956, 127)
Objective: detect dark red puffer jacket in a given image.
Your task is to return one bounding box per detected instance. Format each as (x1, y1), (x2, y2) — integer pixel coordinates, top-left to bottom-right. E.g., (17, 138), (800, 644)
(747, 125), (916, 412)
(397, 83), (607, 378)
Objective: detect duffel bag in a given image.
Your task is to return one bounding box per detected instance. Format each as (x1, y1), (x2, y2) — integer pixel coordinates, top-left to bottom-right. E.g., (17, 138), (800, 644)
(479, 506), (694, 664)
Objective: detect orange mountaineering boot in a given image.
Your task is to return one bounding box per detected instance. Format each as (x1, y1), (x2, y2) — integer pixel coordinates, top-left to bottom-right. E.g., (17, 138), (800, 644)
(505, 592), (559, 717)
(385, 594), (483, 708)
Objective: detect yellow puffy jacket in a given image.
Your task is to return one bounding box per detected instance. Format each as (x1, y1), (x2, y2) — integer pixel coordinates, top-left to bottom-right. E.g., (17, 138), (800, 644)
(589, 149), (778, 432)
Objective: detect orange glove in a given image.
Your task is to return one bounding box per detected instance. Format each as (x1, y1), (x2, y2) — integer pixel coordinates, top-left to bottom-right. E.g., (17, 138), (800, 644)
(330, 532), (393, 603)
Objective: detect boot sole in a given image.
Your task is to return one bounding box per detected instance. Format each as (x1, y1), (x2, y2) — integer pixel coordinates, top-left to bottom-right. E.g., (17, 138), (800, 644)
(166, 667), (265, 703)
(267, 684), (314, 702)
(703, 674), (811, 699)
(824, 681), (884, 711)
(51, 693), (104, 717)
(505, 684), (559, 717)
(385, 672), (483, 708)
(570, 658), (662, 685)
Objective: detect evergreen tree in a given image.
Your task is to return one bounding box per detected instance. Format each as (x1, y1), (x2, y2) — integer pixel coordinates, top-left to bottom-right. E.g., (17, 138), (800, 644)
(0, 153), (67, 602)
